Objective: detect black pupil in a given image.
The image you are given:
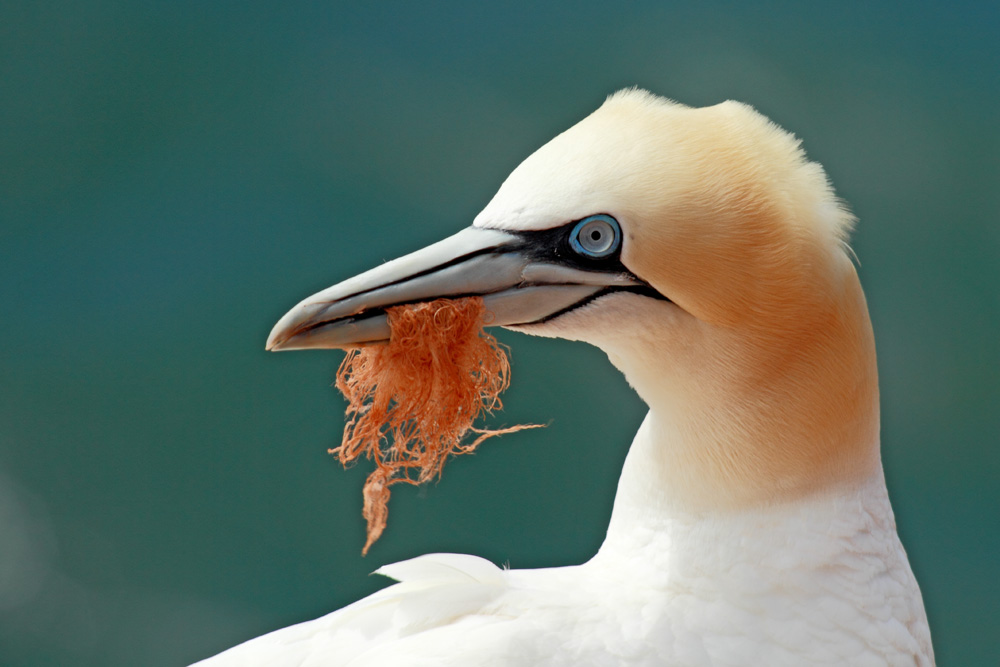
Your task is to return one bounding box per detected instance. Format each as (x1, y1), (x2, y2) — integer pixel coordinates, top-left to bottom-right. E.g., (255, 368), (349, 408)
(590, 230), (602, 241)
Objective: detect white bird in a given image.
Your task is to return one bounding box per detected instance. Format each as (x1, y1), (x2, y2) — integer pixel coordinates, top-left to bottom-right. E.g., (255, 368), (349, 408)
(195, 89), (934, 666)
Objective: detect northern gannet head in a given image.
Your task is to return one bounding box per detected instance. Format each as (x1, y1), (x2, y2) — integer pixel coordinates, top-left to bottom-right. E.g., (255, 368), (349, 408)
(267, 89), (880, 512)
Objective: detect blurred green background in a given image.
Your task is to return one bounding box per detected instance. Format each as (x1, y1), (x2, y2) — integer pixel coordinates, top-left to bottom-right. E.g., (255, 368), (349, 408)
(2, 1), (997, 665)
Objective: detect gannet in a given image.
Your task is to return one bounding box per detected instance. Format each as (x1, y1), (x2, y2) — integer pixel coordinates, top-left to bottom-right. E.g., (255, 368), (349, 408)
(196, 89), (934, 666)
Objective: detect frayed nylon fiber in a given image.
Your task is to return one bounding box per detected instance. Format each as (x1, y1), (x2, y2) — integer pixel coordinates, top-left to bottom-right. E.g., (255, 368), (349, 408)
(332, 297), (540, 554)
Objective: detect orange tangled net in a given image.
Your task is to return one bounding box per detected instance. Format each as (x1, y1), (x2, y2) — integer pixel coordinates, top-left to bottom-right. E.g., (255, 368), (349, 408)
(332, 297), (539, 554)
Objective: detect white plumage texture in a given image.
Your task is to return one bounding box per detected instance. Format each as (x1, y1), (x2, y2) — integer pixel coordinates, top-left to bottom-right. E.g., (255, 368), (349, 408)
(201, 475), (929, 666)
(195, 89), (934, 666)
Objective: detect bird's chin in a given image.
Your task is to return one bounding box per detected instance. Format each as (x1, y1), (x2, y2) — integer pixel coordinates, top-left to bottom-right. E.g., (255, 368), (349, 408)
(521, 294), (687, 357)
(503, 291), (653, 343)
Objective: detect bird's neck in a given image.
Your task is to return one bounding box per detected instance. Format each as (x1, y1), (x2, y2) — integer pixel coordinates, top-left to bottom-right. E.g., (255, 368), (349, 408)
(602, 409), (882, 541)
(603, 265), (881, 518)
(595, 436), (900, 602)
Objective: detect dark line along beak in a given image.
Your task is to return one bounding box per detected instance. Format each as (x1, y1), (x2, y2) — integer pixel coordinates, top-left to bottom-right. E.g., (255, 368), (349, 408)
(266, 225), (656, 351)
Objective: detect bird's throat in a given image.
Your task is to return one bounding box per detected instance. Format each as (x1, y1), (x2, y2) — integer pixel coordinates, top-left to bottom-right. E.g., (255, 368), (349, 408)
(604, 269), (882, 517)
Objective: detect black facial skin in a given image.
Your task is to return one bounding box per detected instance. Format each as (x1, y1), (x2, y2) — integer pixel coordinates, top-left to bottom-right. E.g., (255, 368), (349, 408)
(506, 217), (668, 324)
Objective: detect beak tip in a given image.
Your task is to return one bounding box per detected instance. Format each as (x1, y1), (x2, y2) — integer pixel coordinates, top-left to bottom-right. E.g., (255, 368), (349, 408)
(265, 328), (289, 352)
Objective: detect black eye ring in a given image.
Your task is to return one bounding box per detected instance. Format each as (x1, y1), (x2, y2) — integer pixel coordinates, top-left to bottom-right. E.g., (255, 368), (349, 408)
(569, 215), (621, 258)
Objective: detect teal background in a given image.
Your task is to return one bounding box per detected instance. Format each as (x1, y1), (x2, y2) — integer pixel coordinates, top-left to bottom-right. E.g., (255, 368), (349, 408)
(2, 2), (997, 664)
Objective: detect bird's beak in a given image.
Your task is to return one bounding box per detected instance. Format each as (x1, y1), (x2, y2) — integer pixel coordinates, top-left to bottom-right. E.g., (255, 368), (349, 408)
(266, 225), (649, 351)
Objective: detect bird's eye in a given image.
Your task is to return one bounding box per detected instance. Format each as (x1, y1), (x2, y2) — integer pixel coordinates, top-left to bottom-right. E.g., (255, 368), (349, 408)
(569, 215), (621, 258)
